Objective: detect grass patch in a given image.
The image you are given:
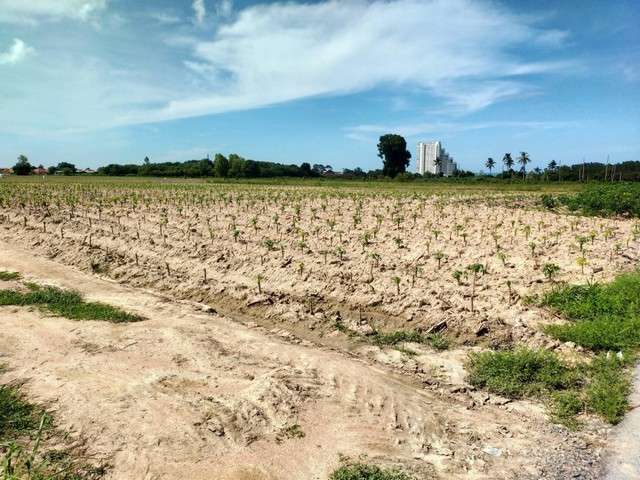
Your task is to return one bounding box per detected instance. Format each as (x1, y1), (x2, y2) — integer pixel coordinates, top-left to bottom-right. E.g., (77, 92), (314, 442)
(0, 284), (142, 323)
(550, 390), (583, 428)
(0, 384), (42, 439)
(540, 272), (640, 351)
(372, 330), (450, 351)
(469, 270), (640, 425)
(0, 380), (105, 479)
(330, 463), (413, 480)
(467, 348), (579, 399)
(0, 271), (20, 281)
(467, 348), (632, 424)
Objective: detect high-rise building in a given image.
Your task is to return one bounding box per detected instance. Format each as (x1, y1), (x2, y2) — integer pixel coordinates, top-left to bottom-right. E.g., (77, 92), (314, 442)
(416, 141), (457, 176)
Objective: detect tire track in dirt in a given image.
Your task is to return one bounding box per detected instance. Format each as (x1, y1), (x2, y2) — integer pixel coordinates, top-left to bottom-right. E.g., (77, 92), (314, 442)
(0, 239), (605, 479)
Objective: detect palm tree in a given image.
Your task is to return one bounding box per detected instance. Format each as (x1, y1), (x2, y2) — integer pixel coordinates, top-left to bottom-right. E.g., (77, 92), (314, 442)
(485, 157), (495, 176)
(503, 153), (514, 179)
(434, 156), (442, 175)
(546, 160), (557, 182)
(518, 152), (530, 179)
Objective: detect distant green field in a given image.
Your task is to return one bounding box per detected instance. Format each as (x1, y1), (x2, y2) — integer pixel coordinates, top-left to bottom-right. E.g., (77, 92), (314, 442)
(0, 174), (586, 194)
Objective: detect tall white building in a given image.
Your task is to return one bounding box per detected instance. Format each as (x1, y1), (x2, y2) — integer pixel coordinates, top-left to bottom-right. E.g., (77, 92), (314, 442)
(416, 141), (457, 176)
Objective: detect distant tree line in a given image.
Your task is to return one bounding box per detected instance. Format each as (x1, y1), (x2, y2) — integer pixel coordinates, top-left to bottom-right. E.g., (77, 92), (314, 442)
(9, 155), (79, 176)
(7, 135), (640, 182)
(98, 154), (330, 178)
(488, 154), (640, 182)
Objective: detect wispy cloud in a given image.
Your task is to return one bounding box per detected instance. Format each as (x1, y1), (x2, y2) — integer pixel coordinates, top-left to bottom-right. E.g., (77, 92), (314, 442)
(192, 0), (206, 25)
(215, 0), (233, 18)
(344, 120), (578, 142)
(131, 0), (576, 124)
(0, 38), (34, 65)
(0, 0), (108, 24)
(148, 10), (181, 25)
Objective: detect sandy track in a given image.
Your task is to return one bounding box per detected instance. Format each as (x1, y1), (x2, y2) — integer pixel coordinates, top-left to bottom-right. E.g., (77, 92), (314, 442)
(0, 240), (604, 479)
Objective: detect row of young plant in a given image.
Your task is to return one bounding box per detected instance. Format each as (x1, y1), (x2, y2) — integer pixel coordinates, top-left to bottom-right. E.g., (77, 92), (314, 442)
(2, 183), (636, 315)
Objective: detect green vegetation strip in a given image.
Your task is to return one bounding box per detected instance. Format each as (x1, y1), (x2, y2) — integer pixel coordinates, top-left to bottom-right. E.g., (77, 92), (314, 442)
(543, 183), (640, 217)
(0, 284), (142, 323)
(330, 463), (413, 480)
(468, 271), (640, 426)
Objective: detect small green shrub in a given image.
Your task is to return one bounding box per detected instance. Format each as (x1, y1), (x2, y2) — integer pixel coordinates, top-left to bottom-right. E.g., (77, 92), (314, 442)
(330, 463), (413, 480)
(467, 348), (579, 399)
(540, 194), (558, 210)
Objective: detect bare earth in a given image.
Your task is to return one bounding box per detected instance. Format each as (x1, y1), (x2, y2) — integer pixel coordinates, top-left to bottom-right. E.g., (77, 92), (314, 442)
(0, 239), (611, 479)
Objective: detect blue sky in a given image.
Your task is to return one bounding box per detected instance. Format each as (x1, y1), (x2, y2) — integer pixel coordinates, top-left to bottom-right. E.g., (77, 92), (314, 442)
(0, 0), (638, 171)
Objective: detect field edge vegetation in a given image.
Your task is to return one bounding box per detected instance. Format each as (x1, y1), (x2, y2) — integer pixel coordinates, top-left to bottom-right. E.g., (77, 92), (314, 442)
(468, 270), (640, 426)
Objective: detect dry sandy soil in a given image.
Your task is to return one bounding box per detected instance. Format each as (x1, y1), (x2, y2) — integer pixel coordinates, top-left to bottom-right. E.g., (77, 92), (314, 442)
(0, 240), (608, 480)
(1, 183), (639, 479)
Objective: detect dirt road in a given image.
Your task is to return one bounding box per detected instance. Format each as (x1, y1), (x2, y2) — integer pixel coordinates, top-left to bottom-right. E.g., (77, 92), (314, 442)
(0, 240), (605, 479)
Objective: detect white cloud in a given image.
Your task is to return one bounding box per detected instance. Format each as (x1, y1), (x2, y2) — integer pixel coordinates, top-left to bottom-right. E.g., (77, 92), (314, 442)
(129, 0), (575, 125)
(0, 38), (34, 65)
(0, 0), (578, 134)
(0, 0), (108, 24)
(192, 0), (206, 25)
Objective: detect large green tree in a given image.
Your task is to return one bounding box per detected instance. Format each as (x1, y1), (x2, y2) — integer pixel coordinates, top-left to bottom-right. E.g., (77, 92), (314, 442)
(213, 153), (229, 177)
(13, 154), (32, 175)
(56, 162), (77, 175)
(377, 134), (411, 178)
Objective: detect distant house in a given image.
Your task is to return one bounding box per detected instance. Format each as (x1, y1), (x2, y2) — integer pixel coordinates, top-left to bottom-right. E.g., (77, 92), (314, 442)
(80, 168), (96, 174)
(0, 168), (13, 176)
(32, 167), (48, 175)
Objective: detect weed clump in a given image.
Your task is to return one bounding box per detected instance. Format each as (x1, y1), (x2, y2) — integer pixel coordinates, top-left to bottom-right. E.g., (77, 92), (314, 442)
(330, 463), (413, 480)
(470, 271), (640, 425)
(0, 271), (21, 281)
